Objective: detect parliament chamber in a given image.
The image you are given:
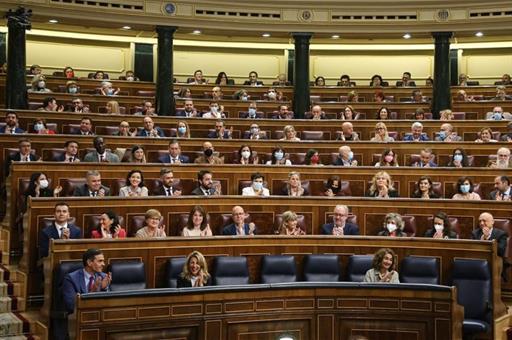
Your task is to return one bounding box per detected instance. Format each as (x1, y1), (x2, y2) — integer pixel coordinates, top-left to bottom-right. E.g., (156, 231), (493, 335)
(1, 1), (512, 339)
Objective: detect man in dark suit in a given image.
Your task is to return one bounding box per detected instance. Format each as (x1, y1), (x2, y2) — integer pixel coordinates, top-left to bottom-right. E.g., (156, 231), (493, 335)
(321, 205), (359, 236)
(395, 72), (416, 87)
(137, 116), (165, 137)
(207, 120), (232, 139)
(175, 99), (198, 117)
(83, 136), (120, 163)
(243, 71), (264, 86)
(5, 138), (41, 176)
(191, 170), (220, 196)
(56, 140), (81, 162)
(39, 202), (81, 259)
(222, 206), (256, 235)
(0, 111), (25, 134)
(72, 170), (111, 197)
(489, 175), (511, 201)
(152, 168), (182, 196)
(472, 212), (507, 257)
(71, 117), (94, 135)
(158, 140), (190, 164)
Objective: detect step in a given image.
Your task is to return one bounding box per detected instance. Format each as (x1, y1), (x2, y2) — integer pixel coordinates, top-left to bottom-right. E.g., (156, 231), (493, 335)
(0, 296), (26, 313)
(0, 281), (23, 298)
(0, 312), (24, 337)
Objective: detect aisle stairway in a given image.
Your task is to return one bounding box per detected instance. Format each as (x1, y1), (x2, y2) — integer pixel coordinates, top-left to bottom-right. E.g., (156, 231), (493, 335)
(0, 228), (46, 339)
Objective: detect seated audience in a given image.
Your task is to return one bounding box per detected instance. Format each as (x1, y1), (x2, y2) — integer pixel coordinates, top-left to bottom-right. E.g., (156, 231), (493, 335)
(189, 70), (207, 84)
(435, 123), (461, 142)
(182, 205), (212, 237)
(63, 66), (75, 78)
(127, 145), (146, 163)
(39, 202), (81, 258)
(84, 136), (120, 163)
(366, 171), (398, 198)
(373, 90), (386, 103)
(492, 85), (512, 101)
(438, 109), (453, 121)
(0, 111), (25, 134)
(375, 148), (399, 167)
(194, 141), (224, 164)
(490, 175), (511, 201)
(304, 148), (323, 166)
(277, 211), (305, 235)
(73, 170), (111, 197)
(412, 148), (437, 167)
(153, 168), (181, 196)
(280, 125), (300, 141)
(93, 70), (106, 80)
(124, 70), (138, 81)
(202, 101), (226, 119)
(489, 147), (512, 169)
(411, 89), (427, 103)
(497, 73), (512, 86)
(65, 80), (79, 94)
(347, 90), (358, 102)
(176, 87), (192, 98)
(176, 121), (191, 138)
(333, 145), (357, 166)
(370, 74), (384, 87)
(242, 172), (269, 196)
(371, 122), (395, 142)
(411, 175), (439, 199)
(242, 101), (260, 119)
(134, 100), (156, 116)
(339, 74), (352, 87)
(337, 122), (359, 141)
(135, 209), (166, 238)
(237, 145), (259, 165)
(424, 211), (457, 239)
(340, 105), (359, 120)
(310, 105), (326, 120)
(222, 206), (256, 235)
(191, 170), (221, 196)
(458, 73), (468, 86)
(266, 146), (292, 165)
(486, 106), (512, 121)
(452, 176), (481, 200)
(91, 211), (126, 238)
(455, 89), (473, 102)
(114, 121), (137, 137)
(100, 81), (120, 96)
(159, 140), (190, 164)
(376, 107), (390, 120)
(105, 100), (120, 114)
(211, 86), (223, 101)
(279, 171), (309, 197)
(28, 64), (42, 76)
(32, 118), (55, 135)
(69, 98), (89, 114)
(246, 123), (266, 140)
(324, 175), (343, 197)
(233, 89), (250, 101)
(472, 212), (507, 257)
(273, 73), (289, 86)
(24, 172), (62, 200)
(208, 120), (232, 139)
(396, 71), (416, 87)
(274, 104), (293, 119)
(321, 205), (359, 236)
(364, 248), (400, 283)
(215, 71), (230, 86)
(177, 251), (211, 287)
(501, 122), (512, 141)
(5, 138), (41, 176)
(29, 75), (52, 93)
(414, 108), (426, 120)
(243, 71), (263, 86)
(119, 169), (148, 197)
(403, 122), (429, 141)
(265, 88), (284, 101)
(314, 76), (326, 86)
(447, 148), (469, 168)
(39, 96), (64, 112)
(378, 213), (405, 237)
(475, 127), (498, 143)
(137, 116), (165, 138)
(72, 117), (94, 136)
(59, 140), (81, 162)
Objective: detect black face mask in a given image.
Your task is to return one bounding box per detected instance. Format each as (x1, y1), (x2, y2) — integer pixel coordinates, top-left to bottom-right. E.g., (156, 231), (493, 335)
(204, 149), (213, 157)
(330, 186), (340, 194)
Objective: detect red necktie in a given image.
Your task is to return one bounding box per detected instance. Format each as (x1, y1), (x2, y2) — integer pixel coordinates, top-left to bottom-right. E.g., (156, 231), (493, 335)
(87, 276), (95, 292)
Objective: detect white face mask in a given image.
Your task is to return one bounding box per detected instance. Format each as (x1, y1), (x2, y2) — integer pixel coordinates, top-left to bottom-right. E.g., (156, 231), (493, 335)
(453, 154), (463, 162)
(386, 223), (397, 233)
(38, 81), (46, 88)
(39, 179), (49, 189)
(241, 151), (251, 159)
(126, 76), (134, 81)
(274, 151), (284, 160)
(241, 95), (248, 101)
(211, 107), (218, 113)
(348, 151), (354, 160)
(68, 87), (78, 94)
(434, 224), (444, 232)
(253, 182), (263, 191)
(34, 123), (45, 131)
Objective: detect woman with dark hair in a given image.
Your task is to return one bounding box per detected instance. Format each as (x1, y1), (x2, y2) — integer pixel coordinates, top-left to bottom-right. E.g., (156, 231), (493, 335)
(119, 170), (148, 197)
(128, 145), (146, 163)
(452, 176), (481, 200)
(324, 175), (342, 197)
(371, 74), (384, 87)
(63, 66), (75, 78)
(182, 205), (212, 237)
(424, 211), (457, 239)
(376, 107), (390, 120)
(364, 248), (399, 283)
(236, 144), (259, 165)
(176, 87), (192, 98)
(339, 105), (360, 120)
(266, 146), (292, 165)
(177, 251), (211, 287)
(411, 176), (439, 199)
(314, 76), (326, 86)
(215, 72), (230, 86)
(377, 213), (405, 237)
(91, 211), (126, 238)
(24, 172), (62, 199)
(33, 118), (56, 135)
(447, 148), (470, 168)
(304, 148), (322, 166)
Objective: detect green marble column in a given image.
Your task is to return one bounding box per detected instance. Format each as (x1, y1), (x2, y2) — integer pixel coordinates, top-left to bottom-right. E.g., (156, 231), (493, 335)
(292, 33), (312, 119)
(155, 26), (176, 116)
(432, 32), (453, 119)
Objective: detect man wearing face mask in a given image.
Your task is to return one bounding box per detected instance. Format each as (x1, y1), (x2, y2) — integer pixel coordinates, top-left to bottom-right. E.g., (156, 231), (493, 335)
(83, 136), (120, 163)
(321, 205), (359, 236)
(490, 176), (511, 201)
(486, 106), (512, 120)
(194, 141), (224, 164)
(100, 81), (120, 96)
(66, 81), (79, 94)
(191, 170), (221, 195)
(333, 145), (357, 166)
(124, 70), (138, 81)
(242, 173), (269, 196)
(202, 101), (226, 119)
(242, 101), (260, 119)
(434, 123), (461, 142)
(246, 123), (266, 140)
(222, 206), (257, 235)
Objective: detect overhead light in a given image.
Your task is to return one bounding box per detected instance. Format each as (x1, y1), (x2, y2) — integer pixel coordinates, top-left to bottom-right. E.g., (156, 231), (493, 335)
(403, 33), (411, 39)
(331, 35), (340, 39)
(122, 26), (131, 30)
(262, 33), (271, 38)
(277, 335), (295, 340)
(48, 19), (58, 24)
(192, 29), (202, 35)
(475, 31), (484, 37)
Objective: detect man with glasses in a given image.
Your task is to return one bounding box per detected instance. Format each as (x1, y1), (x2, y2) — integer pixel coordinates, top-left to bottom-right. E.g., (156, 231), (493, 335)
(489, 147), (512, 169)
(69, 98), (89, 113)
(321, 205), (359, 236)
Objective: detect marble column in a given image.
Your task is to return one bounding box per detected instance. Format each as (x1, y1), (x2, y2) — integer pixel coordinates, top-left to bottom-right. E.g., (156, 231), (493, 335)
(155, 26), (176, 116)
(292, 33), (312, 119)
(432, 32), (453, 119)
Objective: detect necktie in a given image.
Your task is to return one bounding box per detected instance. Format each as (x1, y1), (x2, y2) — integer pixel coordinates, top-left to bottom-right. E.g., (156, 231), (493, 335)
(100, 155), (105, 162)
(11, 129), (15, 134)
(91, 191), (97, 197)
(25, 156), (30, 162)
(60, 227), (65, 238)
(166, 188), (171, 196)
(69, 156), (74, 162)
(87, 276), (95, 292)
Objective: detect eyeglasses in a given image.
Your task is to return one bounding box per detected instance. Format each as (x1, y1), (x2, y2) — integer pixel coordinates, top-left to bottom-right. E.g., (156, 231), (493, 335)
(119, 125), (130, 128)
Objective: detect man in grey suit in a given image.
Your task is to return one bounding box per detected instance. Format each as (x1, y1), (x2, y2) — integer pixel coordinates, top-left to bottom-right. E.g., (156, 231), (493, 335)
(83, 136), (120, 163)
(72, 170), (111, 197)
(489, 176), (511, 201)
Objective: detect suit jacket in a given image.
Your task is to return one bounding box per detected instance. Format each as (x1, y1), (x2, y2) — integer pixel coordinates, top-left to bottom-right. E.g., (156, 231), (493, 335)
(243, 80), (264, 86)
(366, 189), (399, 198)
(72, 184), (111, 197)
(56, 153), (80, 162)
(158, 154), (190, 164)
(176, 275), (212, 288)
(175, 109), (198, 117)
(222, 223), (256, 235)
(62, 268), (107, 313)
(5, 152), (40, 176)
(403, 134), (430, 142)
(191, 186), (216, 196)
(194, 155), (223, 164)
(83, 151), (120, 163)
(489, 187), (511, 200)
(321, 222), (359, 235)
(137, 127), (165, 137)
(0, 126), (25, 134)
(472, 227), (508, 257)
(152, 185), (179, 196)
(39, 223), (81, 258)
(207, 130), (231, 139)
(395, 80), (416, 87)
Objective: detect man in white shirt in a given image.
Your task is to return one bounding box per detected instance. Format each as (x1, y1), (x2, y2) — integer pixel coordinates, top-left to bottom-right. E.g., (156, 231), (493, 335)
(38, 202), (81, 258)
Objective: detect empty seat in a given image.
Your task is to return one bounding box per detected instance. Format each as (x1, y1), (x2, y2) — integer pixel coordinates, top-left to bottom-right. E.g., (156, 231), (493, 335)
(452, 259), (491, 338)
(164, 257), (186, 288)
(400, 256), (439, 284)
(212, 256), (250, 285)
(346, 255), (373, 282)
(260, 255), (297, 284)
(109, 261), (146, 291)
(302, 254), (340, 282)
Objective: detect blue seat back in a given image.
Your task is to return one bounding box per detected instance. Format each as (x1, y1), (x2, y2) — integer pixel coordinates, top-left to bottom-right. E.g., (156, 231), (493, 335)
(165, 257), (186, 288)
(109, 261), (146, 291)
(400, 256), (440, 284)
(261, 255), (297, 284)
(302, 254), (340, 282)
(346, 255), (373, 282)
(213, 256), (250, 285)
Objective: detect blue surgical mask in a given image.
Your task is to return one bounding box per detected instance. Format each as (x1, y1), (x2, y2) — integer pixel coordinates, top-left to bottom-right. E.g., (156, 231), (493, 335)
(248, 108), (257, 117)
(68, 87), (78, 94)
(34, 123), (45, 131)
(253, 182), (263, 191)
(453, 154), (463, 162)
(438, 131), (446, 139)
(348, 151), (354, 160)
(460, 184), (470, 193)
(493, 113), (503, 120)
(178, 126), (186, 134)
(274, 151), (284, 160)
(107, 88), (114, 95)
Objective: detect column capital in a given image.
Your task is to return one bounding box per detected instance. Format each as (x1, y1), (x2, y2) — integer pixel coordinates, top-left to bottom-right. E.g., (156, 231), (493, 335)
(156, 26), (177, 35)
(6, 7), (32, 29)
(291, 32), (313, 40)
(432, 32), (453, 41)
